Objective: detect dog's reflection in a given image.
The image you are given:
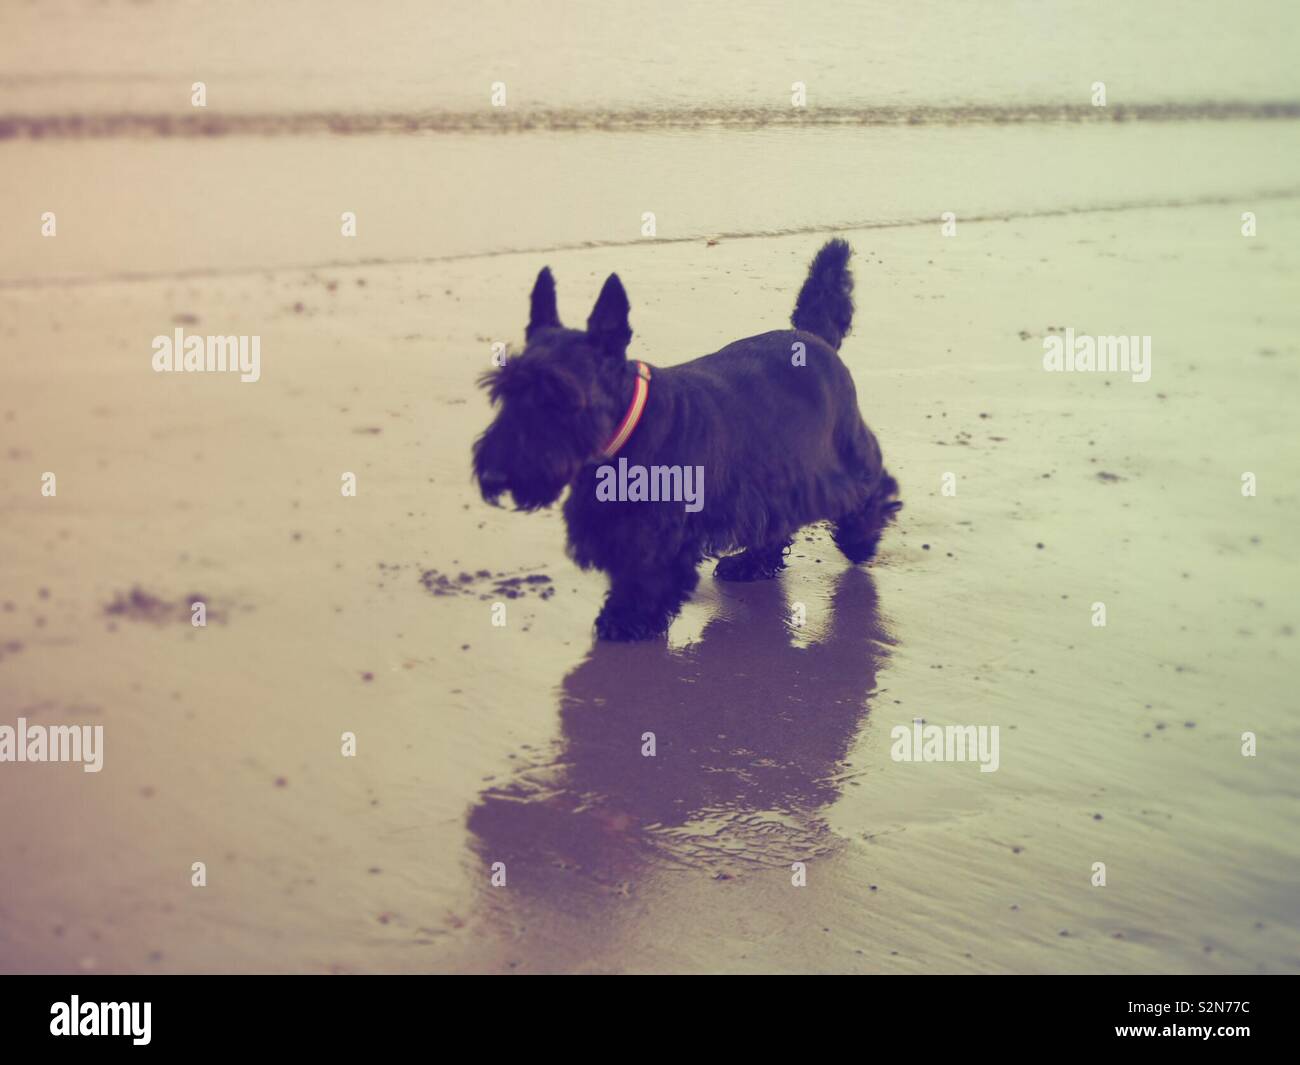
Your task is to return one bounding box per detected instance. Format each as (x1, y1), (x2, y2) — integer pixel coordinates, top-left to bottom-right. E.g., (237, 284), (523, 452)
(467, 567), (890, 894)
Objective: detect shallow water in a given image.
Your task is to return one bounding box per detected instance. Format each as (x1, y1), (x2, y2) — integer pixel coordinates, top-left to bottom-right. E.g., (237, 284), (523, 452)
(3, 0), (1299, 114)
(4, 0), (1299, 285)
(3, 120), (1299, 285)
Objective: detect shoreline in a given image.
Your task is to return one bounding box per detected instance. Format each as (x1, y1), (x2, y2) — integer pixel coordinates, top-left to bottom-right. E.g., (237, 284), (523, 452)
(6, 100), (1300, 141)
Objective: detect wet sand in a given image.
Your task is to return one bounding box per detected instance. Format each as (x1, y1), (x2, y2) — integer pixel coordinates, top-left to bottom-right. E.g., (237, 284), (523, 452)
(1, 192), (1297, 972)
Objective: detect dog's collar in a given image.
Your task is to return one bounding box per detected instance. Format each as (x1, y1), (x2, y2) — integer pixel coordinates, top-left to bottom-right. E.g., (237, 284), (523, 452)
(599, 361), (651, 459)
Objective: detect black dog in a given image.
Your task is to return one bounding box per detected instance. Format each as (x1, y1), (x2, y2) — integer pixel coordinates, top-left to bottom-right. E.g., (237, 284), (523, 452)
(473, 239), (899, 641)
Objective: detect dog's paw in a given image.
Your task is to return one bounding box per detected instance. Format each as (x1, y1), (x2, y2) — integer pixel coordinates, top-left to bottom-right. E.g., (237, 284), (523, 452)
(594, 608), (669, 642)
(714, 550), (786, 582)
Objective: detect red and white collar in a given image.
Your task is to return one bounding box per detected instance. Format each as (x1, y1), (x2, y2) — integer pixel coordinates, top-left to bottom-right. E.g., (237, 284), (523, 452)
(599, 361), (651, 458)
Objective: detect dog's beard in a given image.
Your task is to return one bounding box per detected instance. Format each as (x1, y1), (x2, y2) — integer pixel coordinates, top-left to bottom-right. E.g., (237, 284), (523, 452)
(498, 471), (571, 511)
(472, 431), (585, 511)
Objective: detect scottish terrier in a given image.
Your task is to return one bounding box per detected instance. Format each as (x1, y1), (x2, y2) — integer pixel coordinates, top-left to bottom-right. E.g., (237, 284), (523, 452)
(473, 239), (899, 641)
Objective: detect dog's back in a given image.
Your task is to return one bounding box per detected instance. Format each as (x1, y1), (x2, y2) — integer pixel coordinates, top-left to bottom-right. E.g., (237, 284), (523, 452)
(657, 236), (862, 458)
(662, 234), (857, 410)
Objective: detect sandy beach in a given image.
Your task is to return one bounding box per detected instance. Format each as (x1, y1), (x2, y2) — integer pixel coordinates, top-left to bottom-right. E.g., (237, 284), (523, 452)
(2, 194), (1297, 972)
(1, 1), (1298, 976)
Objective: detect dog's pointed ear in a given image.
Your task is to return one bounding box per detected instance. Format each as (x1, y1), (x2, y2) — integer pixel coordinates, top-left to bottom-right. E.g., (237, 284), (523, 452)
(526, 267), (561, 340)
(586, 273), (632, 358)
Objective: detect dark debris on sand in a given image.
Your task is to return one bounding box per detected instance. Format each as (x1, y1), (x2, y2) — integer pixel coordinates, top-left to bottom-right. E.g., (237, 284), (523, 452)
(103, 586), (226, 625)
(417, 567), (555, 601)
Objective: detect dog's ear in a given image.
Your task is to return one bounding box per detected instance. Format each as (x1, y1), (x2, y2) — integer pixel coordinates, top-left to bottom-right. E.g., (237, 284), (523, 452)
(586, 273), (632, 358)
(526, 267), (561, 340)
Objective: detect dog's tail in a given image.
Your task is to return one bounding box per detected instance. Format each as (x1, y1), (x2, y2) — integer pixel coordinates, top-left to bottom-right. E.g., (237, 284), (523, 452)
(791, 238), (854, 350)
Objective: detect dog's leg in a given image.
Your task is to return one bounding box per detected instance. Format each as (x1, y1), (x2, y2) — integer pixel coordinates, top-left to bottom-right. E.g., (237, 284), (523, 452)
(713, 539), (792, 582)
(595, 548), (701, 641)
(833, 474), (901, 563)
